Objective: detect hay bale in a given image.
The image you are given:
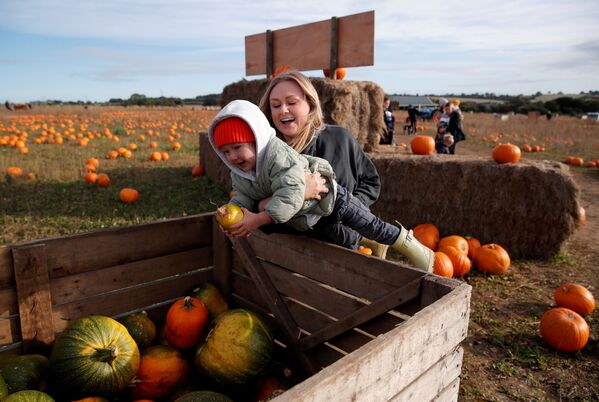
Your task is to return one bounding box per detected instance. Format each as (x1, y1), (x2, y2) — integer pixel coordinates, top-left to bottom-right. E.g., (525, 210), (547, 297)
(370, 154), (580, 259)
(220, 78), (385, 151)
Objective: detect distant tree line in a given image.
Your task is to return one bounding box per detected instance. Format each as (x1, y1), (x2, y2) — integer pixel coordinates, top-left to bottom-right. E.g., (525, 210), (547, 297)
(107, 93), (220, 107)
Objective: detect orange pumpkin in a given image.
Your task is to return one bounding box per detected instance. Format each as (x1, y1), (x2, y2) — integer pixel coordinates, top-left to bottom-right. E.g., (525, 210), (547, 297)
(130, 345), (190, 400)
(84, 172), (98, 184)
(474, 244), (510, 275)
(191, 165), (205, 176)
(323, 67), (346, 80)
(149, 151), (162, 161)
(413, 223), (440, 251)
(119, 188), (139, 203)
(96, 173), (110, 187)
(437, 246), (471, 277)
(164, 296), (208, 350)
(410, 135), (435, 155)
(577, 206), (586, 226)
(358, 246), (373, 255)
(433, 252), (453, 278)
(465, 236), (481, 260)
(86, 158), (100, 168)
(539, 307), (589, 352)
(438, 235), (468, 256)
(492, 143), (521, 164)
(271, 65), (290, 78)
(6, 166), (23, 177)
(554, 284), (595, 317)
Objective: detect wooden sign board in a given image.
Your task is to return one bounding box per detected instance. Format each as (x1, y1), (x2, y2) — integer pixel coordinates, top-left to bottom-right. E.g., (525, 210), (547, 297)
(245, 10), (374, 76)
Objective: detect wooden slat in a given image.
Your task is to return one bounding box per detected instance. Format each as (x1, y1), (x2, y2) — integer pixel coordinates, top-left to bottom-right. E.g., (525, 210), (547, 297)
(0, 246), (14, 288)
(13, 244), (55, 352)
(0, 317), (21, 347)
(248, 231), (424, 300)
(245, 11), (374, 75)
(15, 214), (212, 279)
(51, 247), (212, 305)
(212, 218), (233, 301)
(431, 377), (460, 402)
(390, 347), (463, 402)
(0, 287), (17, 317)
(52, 268), (213, 332)
(270, 282), (471, 402)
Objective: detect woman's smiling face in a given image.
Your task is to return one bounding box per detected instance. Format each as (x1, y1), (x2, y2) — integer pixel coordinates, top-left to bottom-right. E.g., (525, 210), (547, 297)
(268, 80), (311, 142)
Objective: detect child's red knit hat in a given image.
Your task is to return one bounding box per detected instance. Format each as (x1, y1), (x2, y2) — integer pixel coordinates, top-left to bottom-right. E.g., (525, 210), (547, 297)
(213, 117), (255, 148)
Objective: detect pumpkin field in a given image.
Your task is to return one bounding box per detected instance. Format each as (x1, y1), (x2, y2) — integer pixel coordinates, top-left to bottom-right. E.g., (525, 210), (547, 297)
(1, 105), (598, 401)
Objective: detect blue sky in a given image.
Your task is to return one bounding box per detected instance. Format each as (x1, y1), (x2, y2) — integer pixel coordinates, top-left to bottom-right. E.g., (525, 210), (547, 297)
(1, 0), (598, 102)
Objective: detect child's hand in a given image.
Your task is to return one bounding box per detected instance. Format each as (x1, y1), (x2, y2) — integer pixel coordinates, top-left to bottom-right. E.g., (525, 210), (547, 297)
(224, 208), (272, 237)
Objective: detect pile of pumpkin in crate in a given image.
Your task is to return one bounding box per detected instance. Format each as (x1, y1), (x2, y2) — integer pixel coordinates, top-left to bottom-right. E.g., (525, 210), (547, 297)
(0, 283), (297, 402)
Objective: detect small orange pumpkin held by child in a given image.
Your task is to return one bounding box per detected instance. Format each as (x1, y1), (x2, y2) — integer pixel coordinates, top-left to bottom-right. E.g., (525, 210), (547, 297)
(554, 283), (595, 317)
(96, 173), (110, 187)
(492, 143), (521, 164)
(163, 296), (208, 350)
(410, 135), (435, 155)
(191, 164), (205, 176)
(539, 307), (589, 353)
(474, 244), (510, 275)
(119, 188), (139, 203)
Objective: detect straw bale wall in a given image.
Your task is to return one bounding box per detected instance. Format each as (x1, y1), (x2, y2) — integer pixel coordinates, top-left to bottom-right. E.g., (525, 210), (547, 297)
(220, 78), (385, 151)
(370, 154), (580, 259)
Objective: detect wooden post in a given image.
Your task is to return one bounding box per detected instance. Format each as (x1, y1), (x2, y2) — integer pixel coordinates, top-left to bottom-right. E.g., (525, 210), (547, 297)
(329, 16), (339, 79)
(266, 29), (273, 78)
(212, 217), (233, 301)
(12, 244), (55, 353)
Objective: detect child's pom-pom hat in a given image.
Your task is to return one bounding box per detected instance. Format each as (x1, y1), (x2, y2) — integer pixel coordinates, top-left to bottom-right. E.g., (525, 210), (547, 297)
(213, 117), (255, 148)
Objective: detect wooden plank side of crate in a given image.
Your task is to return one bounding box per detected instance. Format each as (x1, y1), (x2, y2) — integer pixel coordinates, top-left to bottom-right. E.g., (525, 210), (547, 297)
(0, 287), (17, 317)
(248, 231), (423, 300)
(0, 317), (21, 348)
(50, 247), (212, 305)
(389, 347), (463, 402)
(16, 214), (212, 279)
(431, 378), (460, 402)
(51, 267), (213, 332)
(13, 244), (55, 352)
(0, 246), (14, 288)
(271, 279), (471, 402)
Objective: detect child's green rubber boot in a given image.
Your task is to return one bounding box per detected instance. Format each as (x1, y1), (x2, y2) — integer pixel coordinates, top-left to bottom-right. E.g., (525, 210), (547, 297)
(392, 225), (434, 272)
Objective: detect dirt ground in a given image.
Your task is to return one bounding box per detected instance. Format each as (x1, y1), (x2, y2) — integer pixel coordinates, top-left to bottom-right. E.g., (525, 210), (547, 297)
(383, 134), (599, 401)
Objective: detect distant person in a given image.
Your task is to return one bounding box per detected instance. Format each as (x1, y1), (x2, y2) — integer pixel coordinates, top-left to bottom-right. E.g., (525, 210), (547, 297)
(445, 103), (466, 154)
(546, 111), (553, 121)
(381, 96), (395, 145)
(407, 104), (418, 134)
(209, 99), (434, 272)
(435, 104), (452, 154)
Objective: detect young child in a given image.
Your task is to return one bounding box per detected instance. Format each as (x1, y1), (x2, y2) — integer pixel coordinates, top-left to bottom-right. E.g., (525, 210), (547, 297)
(208, 100), (434, 272)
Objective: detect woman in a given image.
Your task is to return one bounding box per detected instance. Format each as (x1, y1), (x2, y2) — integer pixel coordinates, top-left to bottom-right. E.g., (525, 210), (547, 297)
(257, 70), (382, 252)
(445, 103), (466, 154)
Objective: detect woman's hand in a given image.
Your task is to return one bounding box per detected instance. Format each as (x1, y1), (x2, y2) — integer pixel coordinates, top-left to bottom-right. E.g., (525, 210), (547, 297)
(304, 171), (328, 201)
(224, 208), (273, 238)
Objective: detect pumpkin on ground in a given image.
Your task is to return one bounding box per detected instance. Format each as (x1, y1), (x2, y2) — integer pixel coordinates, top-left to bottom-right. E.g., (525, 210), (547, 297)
(433, 251), (454, 278)
(49, 315), (140, 399)
(0, 354), (50, 394)
(2, 390), (55, 402)
(554, 284), (595, 317)
(72, 397), (110, 402)
(95, 173), (110, 187)
(438, 235), (469, 256)
(474, 244), (511, 275)
(464, 236), (481, 260)
(130, 345), (189, 400)
(410, 135), (435, 155)
(195, 309), (273, 385)
(413, 224), (440, 251)
(492, 143), (521, 164)
(164, 296), (209, 350)
(192, 165), (205, 176)
(539, 307), (589, 352)
(119, 188), (139, 203)
(119, 311), (157, 349)
(174, 390), (234, 402)
(193, 283), (229, 321)
(437, 246), (471, 277)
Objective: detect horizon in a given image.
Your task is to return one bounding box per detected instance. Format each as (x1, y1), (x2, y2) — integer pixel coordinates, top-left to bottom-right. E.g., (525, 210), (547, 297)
(1, 1), (598, 103)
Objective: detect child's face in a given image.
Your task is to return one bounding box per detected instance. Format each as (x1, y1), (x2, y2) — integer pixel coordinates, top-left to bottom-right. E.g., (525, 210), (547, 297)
(268, 80), (311, 142)
(220, 142), (256, 172)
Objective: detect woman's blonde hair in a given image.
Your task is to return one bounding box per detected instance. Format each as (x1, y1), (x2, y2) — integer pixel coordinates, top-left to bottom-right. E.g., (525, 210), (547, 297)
(258, 70), (324, 152)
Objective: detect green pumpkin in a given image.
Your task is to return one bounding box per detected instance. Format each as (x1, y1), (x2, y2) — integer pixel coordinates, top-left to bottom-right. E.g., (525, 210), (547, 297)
(49, 315), (140, 399)
(174, 390), (234, 402)
(119, 310), (157, 349)
(0, 354), (50, 394)
(192, 282), (229, 320)
(195, 309), (273, 385)
(3, 390), (55, 402)
(0, 373), (8, 399)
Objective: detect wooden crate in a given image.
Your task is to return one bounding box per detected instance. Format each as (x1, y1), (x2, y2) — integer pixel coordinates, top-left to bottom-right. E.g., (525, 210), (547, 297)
(0, 213), (471, 401)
